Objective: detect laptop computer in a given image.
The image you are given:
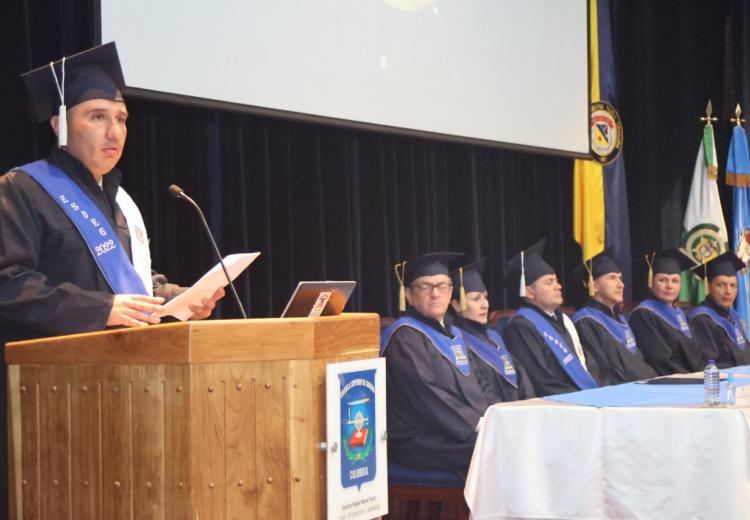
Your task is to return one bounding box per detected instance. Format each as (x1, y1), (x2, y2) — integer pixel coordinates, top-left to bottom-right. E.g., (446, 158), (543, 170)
(280, 281), (357, 318)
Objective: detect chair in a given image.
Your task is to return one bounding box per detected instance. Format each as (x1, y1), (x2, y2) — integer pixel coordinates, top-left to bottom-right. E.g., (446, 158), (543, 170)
(386, 463), (470, 520)
(489, 309), (516, 334)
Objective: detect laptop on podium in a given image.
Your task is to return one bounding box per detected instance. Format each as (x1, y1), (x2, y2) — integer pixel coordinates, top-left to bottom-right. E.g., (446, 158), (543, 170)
(280, 281), (356, 318)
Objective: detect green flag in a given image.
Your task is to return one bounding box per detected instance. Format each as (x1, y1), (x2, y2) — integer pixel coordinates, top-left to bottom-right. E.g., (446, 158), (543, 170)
(679, 123), (729, 303)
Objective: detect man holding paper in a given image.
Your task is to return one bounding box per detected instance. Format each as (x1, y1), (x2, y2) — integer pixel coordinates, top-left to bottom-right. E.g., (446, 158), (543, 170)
(0, 43), (224, 343)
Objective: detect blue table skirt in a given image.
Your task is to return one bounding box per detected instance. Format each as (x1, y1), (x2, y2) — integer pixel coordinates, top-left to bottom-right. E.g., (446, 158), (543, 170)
(543, 365), (750, 407)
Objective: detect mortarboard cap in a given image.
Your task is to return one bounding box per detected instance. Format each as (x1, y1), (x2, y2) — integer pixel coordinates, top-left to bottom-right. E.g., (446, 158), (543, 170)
(21, 42), (125, 147)
(394, 252), (463, 312)
(643, 248), (696, 287)
(450, 258), (487, 310)
(691, 251), (746, 282)
(574, 247), (620, 296)
(504, 239), (554, 297)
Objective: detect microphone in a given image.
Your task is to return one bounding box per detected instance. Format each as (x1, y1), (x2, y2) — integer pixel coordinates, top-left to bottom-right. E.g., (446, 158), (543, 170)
(168, 184), (247, 319)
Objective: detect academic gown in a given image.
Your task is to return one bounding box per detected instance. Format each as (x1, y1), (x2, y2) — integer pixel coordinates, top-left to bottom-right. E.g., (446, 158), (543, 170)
(574, 298), (657, 384)
(0, 148), (183, 345)
(690, 298), (750, 369)
(502, 302), (607, 397)
(629, 300), (704, 375)
(452, 316), (535, 402)
(382, 308), (498, 476)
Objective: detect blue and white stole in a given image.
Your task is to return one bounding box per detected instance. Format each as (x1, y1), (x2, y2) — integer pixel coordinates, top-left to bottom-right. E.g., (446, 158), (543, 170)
(514, 307), (598, 390)
(689, 305), (747, 350)
(17, 160), (148, 296)
(381, 316), (471, 376)
(460, 327), (518, 387)
(573, 306), (638, 353)
(635, 299), (692, 338)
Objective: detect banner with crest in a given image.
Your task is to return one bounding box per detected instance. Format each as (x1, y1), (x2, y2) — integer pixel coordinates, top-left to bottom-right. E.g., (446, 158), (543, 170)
(325, 358), (387, 520)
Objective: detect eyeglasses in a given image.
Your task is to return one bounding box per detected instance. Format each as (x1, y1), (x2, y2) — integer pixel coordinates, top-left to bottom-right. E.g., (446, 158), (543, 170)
(409, 282), (453, 294)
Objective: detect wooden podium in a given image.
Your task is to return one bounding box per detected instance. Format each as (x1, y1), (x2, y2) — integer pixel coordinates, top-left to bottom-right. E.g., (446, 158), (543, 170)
(5, 313), (380, 520)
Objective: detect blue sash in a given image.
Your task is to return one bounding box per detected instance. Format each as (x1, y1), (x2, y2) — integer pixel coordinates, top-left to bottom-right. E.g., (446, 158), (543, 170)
(689, 305), (747, 351)
(635, 299), (692, 338)
(381, 316), (471, 376)
(460, 327), (518, 387)
(573, 306), (638, 353)
(17, 160), (148, 295)
(514, 308), (598, 390)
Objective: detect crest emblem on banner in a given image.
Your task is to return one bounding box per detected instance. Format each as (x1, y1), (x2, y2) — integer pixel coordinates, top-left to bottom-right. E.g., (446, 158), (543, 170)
(339, 369), (377, 490)
(684, 223), (723, 264)
(590, 101), (623, 164)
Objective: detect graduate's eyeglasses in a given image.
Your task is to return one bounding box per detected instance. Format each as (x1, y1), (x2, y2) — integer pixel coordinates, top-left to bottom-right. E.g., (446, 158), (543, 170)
(410, 282), (453, 294)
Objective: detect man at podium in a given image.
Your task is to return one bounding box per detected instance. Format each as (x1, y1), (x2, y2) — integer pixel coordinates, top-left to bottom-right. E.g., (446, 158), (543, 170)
(0, 42), (223, 510)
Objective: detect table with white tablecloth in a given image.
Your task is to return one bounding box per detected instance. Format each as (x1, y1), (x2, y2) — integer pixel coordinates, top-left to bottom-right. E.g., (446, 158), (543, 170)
(464, 369), (750, 520)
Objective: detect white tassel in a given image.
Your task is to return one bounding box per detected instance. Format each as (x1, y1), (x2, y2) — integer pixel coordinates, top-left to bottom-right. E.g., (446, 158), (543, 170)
(57, 105), (67, 147)
(519, 250), (526, 297)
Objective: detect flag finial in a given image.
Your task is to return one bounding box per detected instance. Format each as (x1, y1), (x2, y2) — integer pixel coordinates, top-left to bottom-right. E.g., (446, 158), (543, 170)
(731, 103), (746, 127)
(700, 99), (718, 126)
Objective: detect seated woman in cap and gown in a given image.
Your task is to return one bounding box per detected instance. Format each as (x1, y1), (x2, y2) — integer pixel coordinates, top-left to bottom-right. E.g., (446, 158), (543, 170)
(571, 249), (656, 385)
(380, 253), (502, 477)
(628, 249), (705, 375)
(448, 259), (535, 402)
(501, 240), (603, 397)
(689, 251), (750, 368)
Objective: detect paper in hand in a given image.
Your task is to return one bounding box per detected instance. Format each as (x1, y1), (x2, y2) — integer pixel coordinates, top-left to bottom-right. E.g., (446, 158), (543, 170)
(156, 252), (260, 320)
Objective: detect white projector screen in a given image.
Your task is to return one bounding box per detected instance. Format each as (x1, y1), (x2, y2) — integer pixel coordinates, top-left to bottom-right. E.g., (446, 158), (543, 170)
(99, 0), (590, 157)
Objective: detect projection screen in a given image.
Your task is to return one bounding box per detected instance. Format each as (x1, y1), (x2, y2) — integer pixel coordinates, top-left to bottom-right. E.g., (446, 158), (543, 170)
(99, 0), (590, 157)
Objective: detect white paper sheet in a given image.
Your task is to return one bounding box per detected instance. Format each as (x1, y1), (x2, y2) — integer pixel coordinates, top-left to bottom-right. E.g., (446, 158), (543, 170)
(156, 252), (260, 321)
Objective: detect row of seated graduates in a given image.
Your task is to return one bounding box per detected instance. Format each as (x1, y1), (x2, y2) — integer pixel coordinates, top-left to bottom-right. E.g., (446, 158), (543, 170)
(380, 300), (697, 520)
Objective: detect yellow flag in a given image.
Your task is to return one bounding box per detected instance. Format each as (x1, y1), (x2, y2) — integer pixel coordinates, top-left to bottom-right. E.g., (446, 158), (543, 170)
(573, 0), (605, 261)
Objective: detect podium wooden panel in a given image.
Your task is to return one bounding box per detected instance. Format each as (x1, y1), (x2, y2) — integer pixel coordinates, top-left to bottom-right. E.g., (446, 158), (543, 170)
(5, 313), (380, 520)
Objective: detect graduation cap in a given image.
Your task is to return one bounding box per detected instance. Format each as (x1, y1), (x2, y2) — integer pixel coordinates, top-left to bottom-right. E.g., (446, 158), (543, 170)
(504, 239), (554, 298)
(450, 258), (487, 311)
(394, 252), (463, 312)
(643, 248), (696, 288)
(20, 42), (125, 147)
(690, 251), (747, 293)
(574, 247), (620, 297)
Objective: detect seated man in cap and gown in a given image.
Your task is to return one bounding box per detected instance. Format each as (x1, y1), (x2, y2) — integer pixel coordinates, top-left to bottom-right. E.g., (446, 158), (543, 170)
(628, 248), (705, 375)
(572, 249), (656, 384)
(0, 43), (224, 506)
(689, 251), (750, 368)
(381, 253), (502, 477)
(449, 259), (535, 402)
(501, 240), (602, 397)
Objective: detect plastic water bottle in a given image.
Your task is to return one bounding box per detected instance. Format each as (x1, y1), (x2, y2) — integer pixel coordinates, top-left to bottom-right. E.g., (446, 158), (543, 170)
(704, 359), (720, 406)
(726, 372), (736, 406)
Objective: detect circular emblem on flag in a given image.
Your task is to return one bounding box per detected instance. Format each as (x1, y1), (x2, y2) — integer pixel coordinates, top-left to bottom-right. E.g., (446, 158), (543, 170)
(683, 224), (723, 264)
(590, 101), (623, 165)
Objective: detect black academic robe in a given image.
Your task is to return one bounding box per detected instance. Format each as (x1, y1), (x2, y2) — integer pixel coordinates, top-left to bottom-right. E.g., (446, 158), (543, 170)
(0, 148), (182, 345)
(502, 302), (606, 397)
(690, 298), (750, 369)
(629, 300), (704, 375)
(453, 316), (536, 402)
(382, 308), (498, 476)
(574, 298), (657, 385)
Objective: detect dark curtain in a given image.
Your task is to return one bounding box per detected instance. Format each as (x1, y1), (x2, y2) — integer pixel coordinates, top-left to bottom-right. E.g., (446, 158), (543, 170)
(613, 0), (743, 300)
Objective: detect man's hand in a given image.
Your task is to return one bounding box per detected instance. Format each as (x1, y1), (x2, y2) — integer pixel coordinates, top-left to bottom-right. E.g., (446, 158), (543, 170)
(188, 286), (226, 321)
(107, 294), (165, 327)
